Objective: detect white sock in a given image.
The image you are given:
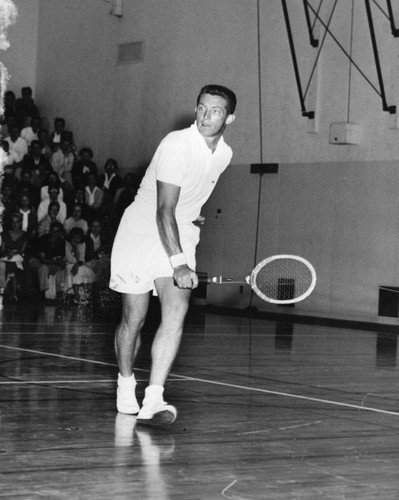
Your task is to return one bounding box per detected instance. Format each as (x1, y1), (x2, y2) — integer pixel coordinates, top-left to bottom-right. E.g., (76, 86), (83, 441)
(118, 373), (136, 386)
(144, 384), (164, 402)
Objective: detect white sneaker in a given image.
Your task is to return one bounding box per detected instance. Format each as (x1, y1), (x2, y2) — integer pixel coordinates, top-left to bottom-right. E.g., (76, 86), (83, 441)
(116, 376), (140, 415)
(137, 400), (177, 426)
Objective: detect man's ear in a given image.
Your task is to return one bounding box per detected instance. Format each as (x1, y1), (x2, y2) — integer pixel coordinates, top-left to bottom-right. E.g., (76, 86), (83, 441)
(225, 114), (235, 125)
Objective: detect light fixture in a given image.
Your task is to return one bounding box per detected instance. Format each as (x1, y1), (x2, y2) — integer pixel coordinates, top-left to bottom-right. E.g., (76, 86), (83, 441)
(111, 0), (123, 17)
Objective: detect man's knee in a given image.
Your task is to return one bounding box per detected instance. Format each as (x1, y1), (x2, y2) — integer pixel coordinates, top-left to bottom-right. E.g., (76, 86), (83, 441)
(120, 295), (149, 332)
(119, 314), (146, 334)
(161, 299), (190, 329)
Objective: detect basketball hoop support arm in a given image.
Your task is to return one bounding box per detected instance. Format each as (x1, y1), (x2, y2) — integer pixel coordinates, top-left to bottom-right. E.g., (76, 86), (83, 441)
(386, 0), (399, 37)
(281, 0), (314, 119)
(365, 0), (396, 113)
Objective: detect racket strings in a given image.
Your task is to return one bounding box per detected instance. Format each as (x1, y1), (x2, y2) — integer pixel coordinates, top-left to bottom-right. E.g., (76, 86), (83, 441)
(253, 258), (314, 301)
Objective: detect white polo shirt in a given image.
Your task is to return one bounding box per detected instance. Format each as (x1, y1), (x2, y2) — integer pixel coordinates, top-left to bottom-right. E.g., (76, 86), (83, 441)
(110, 123), (232, 293)
(127, 122), (233, 232)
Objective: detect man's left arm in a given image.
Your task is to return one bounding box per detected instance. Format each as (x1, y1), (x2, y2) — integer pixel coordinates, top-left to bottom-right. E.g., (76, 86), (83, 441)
(156, 180), (198, 289)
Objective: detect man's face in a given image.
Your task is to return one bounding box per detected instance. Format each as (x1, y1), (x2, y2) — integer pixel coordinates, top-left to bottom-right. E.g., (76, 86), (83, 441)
(20, 195), (30, 208)
(55, 121), (64, 133)
(81, 151), (91, 162)
(11, 216), (21, 229)
(72, 234), (82, 245)
(50, 225), (61, 238)
(49, 189), (59, 200)
(76, 190), (85, 201)
(105, 161), (116, 175)
(196, 93), (235, 139)
(39, 130), (49, 143)
(88, 174), (96, 185)
(73, 206), (82, 220)
(31, 143), (41, 156)
(21, 172), (32, 184)
(31, 118), (41, 131)
(49, 206), (60, 219)
(61, 141), (71, 154)
(9, 127), (19, 142)
(91, 221), (101, 235)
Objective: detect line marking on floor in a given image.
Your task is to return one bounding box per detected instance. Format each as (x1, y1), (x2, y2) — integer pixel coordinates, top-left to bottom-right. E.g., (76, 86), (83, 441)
(1, 343), (398, 417)
(0, 379), (116, 385)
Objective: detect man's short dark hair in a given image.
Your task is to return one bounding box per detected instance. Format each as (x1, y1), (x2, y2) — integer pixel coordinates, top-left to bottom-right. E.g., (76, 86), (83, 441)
(105, 158), (118, 170)
(197, 84), (237, 115)
(50, 220), (63, 232)
(49, 201), (60, 211)
(69, 227), (85, 240)
(79, 147), (94, 158)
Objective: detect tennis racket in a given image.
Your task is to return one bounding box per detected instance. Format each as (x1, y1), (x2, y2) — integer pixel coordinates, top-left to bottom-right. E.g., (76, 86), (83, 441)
(200, 254), (316, 305)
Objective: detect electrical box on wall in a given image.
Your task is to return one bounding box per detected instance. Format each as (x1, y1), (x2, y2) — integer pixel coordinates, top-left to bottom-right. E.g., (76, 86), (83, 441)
(329, 122), (362, 145)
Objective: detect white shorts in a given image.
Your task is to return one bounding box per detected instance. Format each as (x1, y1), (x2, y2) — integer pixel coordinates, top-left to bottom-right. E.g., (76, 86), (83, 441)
(109, 209), (199, 295)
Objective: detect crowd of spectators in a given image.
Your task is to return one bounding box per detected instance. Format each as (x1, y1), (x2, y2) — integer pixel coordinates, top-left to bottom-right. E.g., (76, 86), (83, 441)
(0, 87), (141, 304)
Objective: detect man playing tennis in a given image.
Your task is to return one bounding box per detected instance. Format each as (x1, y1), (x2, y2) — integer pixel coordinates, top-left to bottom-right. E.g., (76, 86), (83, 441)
(110, 84), (236, 425)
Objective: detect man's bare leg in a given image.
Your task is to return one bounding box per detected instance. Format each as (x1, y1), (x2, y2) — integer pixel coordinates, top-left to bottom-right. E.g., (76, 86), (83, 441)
(115, 292), (150, 375)
(115, 292), (150, 414)
(150, 277), (191, 385)
(137, 277), (191, 425)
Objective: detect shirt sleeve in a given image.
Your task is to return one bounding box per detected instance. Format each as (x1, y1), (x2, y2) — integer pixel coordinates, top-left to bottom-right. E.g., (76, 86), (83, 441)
(154, 138), (188, 187)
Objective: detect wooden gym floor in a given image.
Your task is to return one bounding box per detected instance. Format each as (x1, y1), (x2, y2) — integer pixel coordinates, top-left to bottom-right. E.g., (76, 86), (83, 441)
(1, 299), (399, 499)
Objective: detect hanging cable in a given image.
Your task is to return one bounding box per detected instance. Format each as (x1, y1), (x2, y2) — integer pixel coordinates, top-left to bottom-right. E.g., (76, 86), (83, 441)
(311, 0), (325, 31)
(372, 0), (389, 21)
(306, 1), (382, 98)
(256, 0), (263, 164)
(347, 0), (355, 122)
(249, 0), (264, 308)
(304, 0), (338, 101)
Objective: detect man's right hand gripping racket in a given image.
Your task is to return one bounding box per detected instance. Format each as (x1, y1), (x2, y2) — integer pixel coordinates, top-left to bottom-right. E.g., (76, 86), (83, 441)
(201, 254), (316, 305)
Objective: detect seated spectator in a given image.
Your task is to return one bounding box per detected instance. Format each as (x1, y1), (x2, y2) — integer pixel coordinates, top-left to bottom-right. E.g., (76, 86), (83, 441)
(70, 186), (92, 221)
(15, 87), (39, 129)
(3, 90), (16, 123)
(1, 140), (15, 188)
(0, 182), (18, 230)
(50, 135), (75, 193)
(0, 116), (9, 140)
(63, 203), (88, 236)
(1, 138), (9, 155)
(37, 186), (67, 224)
(49, 118), (73, 149)
(1, 114), (18, 140)
(0, 212), (28, 301)
(38, 128), (52, 159)
(85, 173), (104, 221)
(22, 139), (50, 173)
(98, 158), (123, 204)
(40, 171), (64, 201)
(18, 168), (40, 207)
(85, 219), (110, 283)
(37, 201), (61, 237)
(36, 221), (66, 300)
(65, 227), (96, 302)
(17, 192), (38, 242)
(31, 162), (53, 192)
(72, 147), (97, 189)
(113, 172), (140, 219)
(20, 116), (41, 146)
(4, 125), (28, 173)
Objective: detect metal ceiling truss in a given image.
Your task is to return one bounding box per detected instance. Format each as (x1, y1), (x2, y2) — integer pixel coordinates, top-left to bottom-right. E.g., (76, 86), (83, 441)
(282, 0), (398, 119)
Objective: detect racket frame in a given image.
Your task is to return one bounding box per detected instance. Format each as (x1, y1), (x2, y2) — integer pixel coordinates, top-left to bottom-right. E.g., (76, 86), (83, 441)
(250, 254), (317, 304)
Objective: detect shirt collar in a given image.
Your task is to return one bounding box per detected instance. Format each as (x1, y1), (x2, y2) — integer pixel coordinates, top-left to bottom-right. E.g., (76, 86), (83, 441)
(191, 122), (226, 155)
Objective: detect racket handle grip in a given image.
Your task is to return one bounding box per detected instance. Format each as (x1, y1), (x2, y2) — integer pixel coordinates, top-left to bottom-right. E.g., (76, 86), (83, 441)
(198, 275), (221, 284)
